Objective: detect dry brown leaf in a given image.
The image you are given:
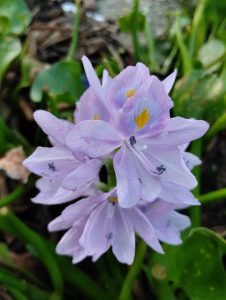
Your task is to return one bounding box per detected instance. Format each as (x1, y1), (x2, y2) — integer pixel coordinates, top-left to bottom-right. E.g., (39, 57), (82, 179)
(0, 147), (30, 183)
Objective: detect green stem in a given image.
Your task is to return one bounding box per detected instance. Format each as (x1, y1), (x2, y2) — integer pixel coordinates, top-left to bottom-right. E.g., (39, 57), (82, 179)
(7, 286), (29, 300)
(175, 14), (192, 75)
(66, 0), (81, 61)
(0, 266), (50, 300)
(0, 211), (108, 300)
(131, 0), (141, 62)
(144, 16), (157, 72)
(189, 0), (207, 58)
(105, 159), (116, 188)
(189, 139), (202, 226)
(205, 113), (226, 140)
(119, 241), (147, 300)
(0, 184), (24, 208)
(198, 188), (226, 204)
(0, 210), (63, 299)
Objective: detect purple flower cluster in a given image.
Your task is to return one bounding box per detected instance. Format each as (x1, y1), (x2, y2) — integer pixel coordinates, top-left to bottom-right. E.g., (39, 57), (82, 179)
(24, 57), (209, 264)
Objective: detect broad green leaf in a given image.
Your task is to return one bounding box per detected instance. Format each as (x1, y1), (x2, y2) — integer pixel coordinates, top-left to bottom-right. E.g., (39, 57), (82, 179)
(30, 61), (83, 103)
(15, 56), (44, 92)
(173, 70), (225, 124)
(197, 39), (225, 68)
(0, 0), (31, 35)
(150, 228), (226, 300)
(0, 36), (21, 84)
(0, 15), (9, 35)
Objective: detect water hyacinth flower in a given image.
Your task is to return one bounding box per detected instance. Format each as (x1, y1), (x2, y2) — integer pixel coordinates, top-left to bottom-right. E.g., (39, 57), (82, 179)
(48, 189), (190, 265)
(23, 56), (209, 265)
(65, 57), (209, 207)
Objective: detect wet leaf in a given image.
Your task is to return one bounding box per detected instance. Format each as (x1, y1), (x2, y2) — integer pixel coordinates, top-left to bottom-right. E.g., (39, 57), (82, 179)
(30, 61), (83, 103)
(0, 36), (21, 84)
(173, 70), (225, 124)
(197, 39), (225, 68)
(0, 0), (31, 35)
(150, 228), (226, 300)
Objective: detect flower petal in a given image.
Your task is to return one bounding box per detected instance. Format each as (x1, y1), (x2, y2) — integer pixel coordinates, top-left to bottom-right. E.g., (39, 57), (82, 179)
(183, 152), (201, 171)
(148, 117), (209, 146)
(34, 110), (73, 145)
(160, 182), (200, 206)
(144, 146), (197, 189)
(63, 159), (101, 190)
(162, 70), (177, 94)
(116, 76), (173, 137)
(48, 215), (70, 232)
(79, 202), (111, 258)
(74, 87), (110, 122)
(61, 194), (105, 226)
(113, 146), (141, 208)
(82, 56), (104, 102)
(107, 62), (150, 112)
(111, 206), (135, 264)
(23, 146), (79, 179)
(130, 207), (164, 253)
(65, 120), (123, 158)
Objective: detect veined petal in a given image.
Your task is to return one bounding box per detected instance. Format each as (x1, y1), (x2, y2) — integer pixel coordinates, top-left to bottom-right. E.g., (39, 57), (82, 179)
(183, 152), (201, 171)
(56, 221), (85, 255)
(168, 211), (191, 231)
(65, 120), (123, 158)
(62, 159), (102, 190)
(130, 207), (164, 253)
(23, 146), (79, 179)
(112, 206), (135, 265)
(132, 150), (161, 202)
(82, 56), (104, 102)
(148, 117), (209, 146)
(107, 62), (150, 112)
(79, 202), (111, 258)
(61, 194), (105, 225)
(74, 87), (110, 122)
(34, 110), (73, 145)
(116, 76), (173, 138)
(144, 146), (197, 189)
(160, 182), (200, 205)
(48, 215), (71, 232)
(113, 146), (141, 208)
(162, 70), (177, 94)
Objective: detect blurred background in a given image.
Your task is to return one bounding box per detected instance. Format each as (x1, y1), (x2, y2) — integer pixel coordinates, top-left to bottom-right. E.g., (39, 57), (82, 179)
(0, 0), (225, 299)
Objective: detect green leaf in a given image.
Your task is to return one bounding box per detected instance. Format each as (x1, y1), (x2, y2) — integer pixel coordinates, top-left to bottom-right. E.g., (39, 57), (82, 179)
(30, 61), (83, 103)
(0, 0), (31, 35)
(15, 56), (43, 92)
(173, 70), (225, 124)
(118, 11), (145, 33)
(0, 36), (21, 84)
(197, 39), (225, 68)
(0, 16), (10, 35)
(150, 228), (226, 300)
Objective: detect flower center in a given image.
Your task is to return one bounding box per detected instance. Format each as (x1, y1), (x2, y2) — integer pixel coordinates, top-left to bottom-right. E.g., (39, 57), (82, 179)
(92, 114), (101, 120)
(125, 88), (135, 98)
(135, 109), (150, 129)
(109, 196), (118, 204)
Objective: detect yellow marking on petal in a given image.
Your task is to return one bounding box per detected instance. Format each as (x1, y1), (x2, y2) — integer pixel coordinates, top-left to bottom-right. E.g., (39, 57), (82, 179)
(109, 196), (118, 203)
(92, 114), (101, 120)
(125, 88), (135, 99)
(135, 109), (150, 129)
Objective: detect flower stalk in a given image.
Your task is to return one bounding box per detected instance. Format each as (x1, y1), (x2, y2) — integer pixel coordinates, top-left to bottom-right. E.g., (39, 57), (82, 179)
(118, 240), (147, 300)
(66, 0), (81, 61)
